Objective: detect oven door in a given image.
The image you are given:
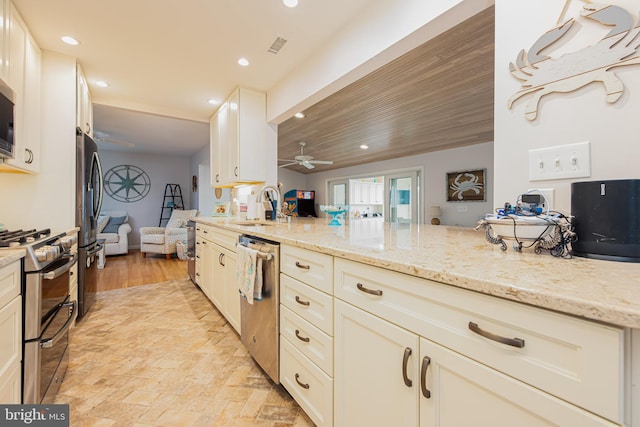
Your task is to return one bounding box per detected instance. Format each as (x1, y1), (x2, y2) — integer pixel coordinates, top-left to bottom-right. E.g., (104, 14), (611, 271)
(23, 254), (78, 404)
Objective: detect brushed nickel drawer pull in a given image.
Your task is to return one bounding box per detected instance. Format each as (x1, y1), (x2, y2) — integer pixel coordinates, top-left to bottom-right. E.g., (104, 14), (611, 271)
(402, 347), (413, 387)
(295, 373), (310, 389)
(295, 296), (310, 306)
(357, 282), (383, 296)
(295, 261), (310, 270)
(295, 329), (310, 343)
(421, 356), (431, 398)
(468, 322), (525, 348)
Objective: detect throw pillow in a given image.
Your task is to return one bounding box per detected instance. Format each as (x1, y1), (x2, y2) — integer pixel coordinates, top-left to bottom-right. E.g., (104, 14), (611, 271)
(102, 216), (127, 233)
(97, 215), (110, 233)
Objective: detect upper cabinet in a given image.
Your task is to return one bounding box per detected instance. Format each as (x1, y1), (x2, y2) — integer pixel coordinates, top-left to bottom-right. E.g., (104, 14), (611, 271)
(0, 3), (41, 173)
(210, 87), (266, 187)
(76, 64), (92, 137)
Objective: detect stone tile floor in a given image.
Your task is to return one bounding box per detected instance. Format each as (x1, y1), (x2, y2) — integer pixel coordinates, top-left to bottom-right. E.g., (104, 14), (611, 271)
(55, 279), (314, 426)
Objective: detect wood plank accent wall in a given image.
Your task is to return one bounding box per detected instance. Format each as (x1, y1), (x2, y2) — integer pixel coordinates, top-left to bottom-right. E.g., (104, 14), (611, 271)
(277, 5), (495, 174)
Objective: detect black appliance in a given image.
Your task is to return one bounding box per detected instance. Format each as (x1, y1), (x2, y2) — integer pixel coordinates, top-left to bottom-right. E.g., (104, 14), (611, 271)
(75, 128), (104, 319)
(0, 228), (78, 404)
(571, 179), (640, 262)
(282, 189), (317, 217)
(0, 77), (15, 159)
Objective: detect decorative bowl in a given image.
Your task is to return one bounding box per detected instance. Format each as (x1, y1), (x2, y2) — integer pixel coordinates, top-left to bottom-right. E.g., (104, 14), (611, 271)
(320, 205), (349, 226)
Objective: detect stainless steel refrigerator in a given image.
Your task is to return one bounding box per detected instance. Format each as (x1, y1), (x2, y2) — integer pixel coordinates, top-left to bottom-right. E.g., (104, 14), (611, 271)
(75, 128), (104, 320)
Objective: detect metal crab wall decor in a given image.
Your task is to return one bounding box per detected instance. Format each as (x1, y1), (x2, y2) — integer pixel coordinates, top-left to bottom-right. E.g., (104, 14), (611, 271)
(509, 2), (640, 120)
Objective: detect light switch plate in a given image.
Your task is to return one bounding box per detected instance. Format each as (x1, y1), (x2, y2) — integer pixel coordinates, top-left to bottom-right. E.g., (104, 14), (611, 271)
(529, 141), (591, 181)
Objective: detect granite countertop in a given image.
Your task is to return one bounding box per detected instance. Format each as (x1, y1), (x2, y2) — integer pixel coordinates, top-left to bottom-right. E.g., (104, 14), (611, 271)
(0, 249), (25, 268)
(195, 216), (640, 329)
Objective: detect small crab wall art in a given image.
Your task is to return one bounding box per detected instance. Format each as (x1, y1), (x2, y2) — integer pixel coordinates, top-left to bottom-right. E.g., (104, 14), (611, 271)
(508, 1), (640, 120)
(447, 169), (486, 202)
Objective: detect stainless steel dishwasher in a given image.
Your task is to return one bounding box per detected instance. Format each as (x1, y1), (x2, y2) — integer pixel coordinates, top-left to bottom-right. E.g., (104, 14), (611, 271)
(238, 234), (280, 383)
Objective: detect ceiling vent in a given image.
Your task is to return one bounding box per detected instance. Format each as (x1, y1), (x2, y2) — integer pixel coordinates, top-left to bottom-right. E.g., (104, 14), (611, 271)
(267, 37), (288, 55)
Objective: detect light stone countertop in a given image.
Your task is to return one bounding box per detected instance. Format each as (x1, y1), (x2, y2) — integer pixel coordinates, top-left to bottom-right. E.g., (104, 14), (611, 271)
(195, 216), (640, 329)
(0, 249), (25, 268)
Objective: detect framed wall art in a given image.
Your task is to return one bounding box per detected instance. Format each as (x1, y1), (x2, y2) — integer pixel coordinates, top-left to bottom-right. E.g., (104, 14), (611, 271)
(446, 169), (486, 202)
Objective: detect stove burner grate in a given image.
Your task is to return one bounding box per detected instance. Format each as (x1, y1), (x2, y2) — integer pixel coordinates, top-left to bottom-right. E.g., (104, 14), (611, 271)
(0, 228), (52, 247)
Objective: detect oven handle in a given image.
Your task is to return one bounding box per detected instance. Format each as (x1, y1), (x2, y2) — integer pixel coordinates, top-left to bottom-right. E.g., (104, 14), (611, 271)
(42, 254), (78, 280)
(40, 300), (77, 349)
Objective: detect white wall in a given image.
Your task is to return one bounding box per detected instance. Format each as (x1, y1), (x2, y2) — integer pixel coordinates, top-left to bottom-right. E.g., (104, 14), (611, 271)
(99, 151), (191, 248)
(495, 0), (640, 213)
(0, 51), (76, 231)
(278, 167), (307, 197)
(304, 142), (493, 227)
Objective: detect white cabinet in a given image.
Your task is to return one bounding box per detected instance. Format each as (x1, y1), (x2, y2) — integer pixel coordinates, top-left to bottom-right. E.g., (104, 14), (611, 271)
(195, 223), (240, 333)
(279, 244), (334, 427)
(210, 87), (266, 187)
(0, 259), (22, 404)
(76, 64), (92, 136)
(2, 5), (40, 173)
(349, 181), (383, 205)
(0, 0), (7, 80)
(333, 257), (624, 426)
(334, 298), (418, 427)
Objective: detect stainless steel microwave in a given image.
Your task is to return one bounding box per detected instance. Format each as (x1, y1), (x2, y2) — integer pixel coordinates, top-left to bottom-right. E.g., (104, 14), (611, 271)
(0, 78), (15, 159)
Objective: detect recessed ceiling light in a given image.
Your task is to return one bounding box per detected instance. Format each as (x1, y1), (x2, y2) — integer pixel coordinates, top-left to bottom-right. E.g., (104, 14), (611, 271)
(238, 58), (249, 67)
(208, 98), (219, 105)
(61, 36), (79, 46)
(95, 81), (109, 88)
(294, 112), (305, 119)
(283, 0), (298, 7)
(360, 144), (369, 149)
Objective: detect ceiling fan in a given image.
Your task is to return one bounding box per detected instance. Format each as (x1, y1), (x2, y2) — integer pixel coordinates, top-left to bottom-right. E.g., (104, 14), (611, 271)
(93, 131), (135, 148)
(278, 141), (333, 169)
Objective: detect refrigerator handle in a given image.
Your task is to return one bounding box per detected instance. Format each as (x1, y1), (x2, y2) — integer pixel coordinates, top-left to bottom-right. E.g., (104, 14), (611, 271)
(92, 152), (104, 217)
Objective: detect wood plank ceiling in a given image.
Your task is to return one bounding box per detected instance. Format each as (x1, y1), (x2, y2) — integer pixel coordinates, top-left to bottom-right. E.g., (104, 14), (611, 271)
(277, 5), (495, 174)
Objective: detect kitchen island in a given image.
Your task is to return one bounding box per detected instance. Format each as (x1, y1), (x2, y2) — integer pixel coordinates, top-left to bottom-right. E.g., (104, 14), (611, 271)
(194, 216), (640, 427)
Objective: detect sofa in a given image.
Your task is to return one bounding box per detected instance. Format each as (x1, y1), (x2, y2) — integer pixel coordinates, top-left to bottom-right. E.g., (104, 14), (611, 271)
(139, 209), (198, 259)
(97, 210), (132, 256)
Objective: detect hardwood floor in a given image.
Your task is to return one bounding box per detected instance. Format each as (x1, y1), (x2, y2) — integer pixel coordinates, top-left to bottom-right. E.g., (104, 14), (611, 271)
(96, 251), (189, 292)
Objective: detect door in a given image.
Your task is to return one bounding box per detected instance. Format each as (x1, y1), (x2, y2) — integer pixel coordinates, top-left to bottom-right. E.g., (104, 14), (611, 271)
(418, 337), (617, 427)
(385, 170), (420, 224)
(334, 299), (419, 427)
(328, 180), (349, 208)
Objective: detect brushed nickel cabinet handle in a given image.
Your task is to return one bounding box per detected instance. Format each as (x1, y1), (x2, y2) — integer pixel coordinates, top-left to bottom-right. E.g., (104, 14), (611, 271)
(219, 253), (225, 266)
(402, 347), (413, 387)
(295, 329), (310, 343)
(421, 356), (431, 398)
(468, 322), (525, 348)
(234, 167), (238, 177)
(215, 174), (219, 183)
(357, 282), (383, 296)
(295, 373), (310, 389)
(295, 296), (310, 306)
(295, 261), (310, 270)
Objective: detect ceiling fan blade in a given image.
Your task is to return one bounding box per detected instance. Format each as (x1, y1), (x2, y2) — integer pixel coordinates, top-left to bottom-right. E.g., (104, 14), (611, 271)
(309, 160), (333, 165)
(279, 162), (297, 168)
(278, 159), (297, 162)
(302, 160), (315, 169)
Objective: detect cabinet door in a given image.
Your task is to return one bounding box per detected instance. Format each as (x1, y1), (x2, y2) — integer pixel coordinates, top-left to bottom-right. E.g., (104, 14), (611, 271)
(334, 299), (419, 427)
(210, 242), (224, 311)
(223, 248), (240, 333)
(209, 113), (221, 186)
(217, 101), (230, 184)
(76, 64), (92, 136)
(419, 337), (618, 427)
(225, 88), (239, 182)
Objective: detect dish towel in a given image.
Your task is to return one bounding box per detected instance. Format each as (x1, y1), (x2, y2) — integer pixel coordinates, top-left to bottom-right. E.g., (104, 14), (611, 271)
(236, 245), (263, 304)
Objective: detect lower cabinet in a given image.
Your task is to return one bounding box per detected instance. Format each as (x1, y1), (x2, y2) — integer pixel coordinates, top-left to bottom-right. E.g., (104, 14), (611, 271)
(0, 260), (22, 404)
(334, 298), (619, 427)
(211, 243), (240, 333)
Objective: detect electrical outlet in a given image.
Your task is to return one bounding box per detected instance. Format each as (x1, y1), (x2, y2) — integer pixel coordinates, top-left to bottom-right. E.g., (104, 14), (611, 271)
(529, 141), (591, 181)
(528, 188), (554, 210)
(456, 205), (467, 213)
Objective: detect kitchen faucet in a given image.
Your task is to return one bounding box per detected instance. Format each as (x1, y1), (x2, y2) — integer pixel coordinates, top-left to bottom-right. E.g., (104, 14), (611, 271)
(257, 184), (282, 220)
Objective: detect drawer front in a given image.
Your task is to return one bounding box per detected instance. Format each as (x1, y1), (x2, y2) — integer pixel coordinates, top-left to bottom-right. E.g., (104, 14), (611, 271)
(211, 228), (238, 252)
(0, 296), (21, 379)
(195, 223), (213, 239)
(0, 261), (20, 309)
(281, 305), (333, 375)
(281, 245), (333, 293)
(334, 258), (624, 423)
(281, 274), (333, 335)
(280, 337), (333, 427)
(0, 361), (21, 404)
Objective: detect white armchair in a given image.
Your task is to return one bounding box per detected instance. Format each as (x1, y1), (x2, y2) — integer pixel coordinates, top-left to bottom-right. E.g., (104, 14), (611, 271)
(97, 210), (132, 256)
(139, 209), (198, 259)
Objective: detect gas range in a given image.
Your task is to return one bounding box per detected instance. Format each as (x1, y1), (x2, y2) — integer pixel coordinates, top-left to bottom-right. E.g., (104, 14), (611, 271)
(0, 228), (76, 272)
